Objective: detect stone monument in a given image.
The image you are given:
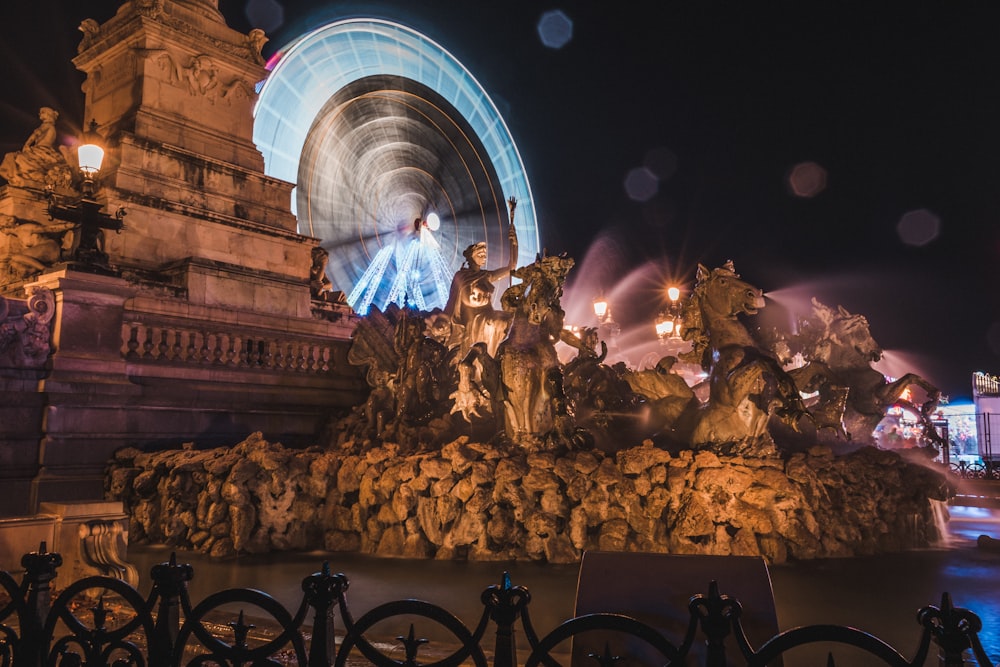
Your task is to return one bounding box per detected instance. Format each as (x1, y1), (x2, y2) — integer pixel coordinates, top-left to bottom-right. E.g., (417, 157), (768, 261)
(0, 0), (364, 517)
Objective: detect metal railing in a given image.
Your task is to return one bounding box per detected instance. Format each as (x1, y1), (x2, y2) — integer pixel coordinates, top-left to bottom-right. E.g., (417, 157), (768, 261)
(0, 544), (994, 667)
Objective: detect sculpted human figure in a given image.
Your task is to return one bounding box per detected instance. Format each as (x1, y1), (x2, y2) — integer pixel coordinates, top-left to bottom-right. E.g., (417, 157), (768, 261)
(0, 216), (76, 279)
(443, 199), (518, 356)
(309, 246), (334, 300)
(0, 107), (72, 188)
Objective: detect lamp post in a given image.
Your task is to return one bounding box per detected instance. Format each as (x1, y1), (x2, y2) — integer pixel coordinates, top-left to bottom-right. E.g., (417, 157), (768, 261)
(592, 294), (609, 323)
(655, 285), (683, 346)
(45, 119), (125, 270)
(592, 292), (620, 357)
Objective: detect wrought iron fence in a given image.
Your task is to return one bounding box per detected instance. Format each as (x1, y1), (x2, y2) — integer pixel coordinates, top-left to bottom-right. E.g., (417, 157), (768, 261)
(0, 543), (994, 667)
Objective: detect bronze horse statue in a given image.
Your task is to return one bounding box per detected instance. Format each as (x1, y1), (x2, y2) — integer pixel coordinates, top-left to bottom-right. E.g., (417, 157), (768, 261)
(784, 299), (941, 447)
(677, 261), (809, 450)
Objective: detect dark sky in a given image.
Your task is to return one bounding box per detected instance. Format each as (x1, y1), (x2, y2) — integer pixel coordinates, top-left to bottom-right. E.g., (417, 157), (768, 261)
(3, 1), (998, 401)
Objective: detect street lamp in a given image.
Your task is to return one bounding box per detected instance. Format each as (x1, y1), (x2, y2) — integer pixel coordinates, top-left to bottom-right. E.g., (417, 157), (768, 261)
(655, 285), (683, 345)
(76, 120), (105, 196)
(46, 119), (125, 269)
(591, 291), (619, 357)
(592, 293), (609, 323)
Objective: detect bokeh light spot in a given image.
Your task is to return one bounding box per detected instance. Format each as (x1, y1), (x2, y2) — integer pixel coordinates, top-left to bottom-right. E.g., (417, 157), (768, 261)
(537, 10), (573, 49)
(644, 146), (677, 181)
(896, 208), (941, 247)
(245, 0), (284, 33)
(787, 161), (827, 198)
(624, 166), (658, 202)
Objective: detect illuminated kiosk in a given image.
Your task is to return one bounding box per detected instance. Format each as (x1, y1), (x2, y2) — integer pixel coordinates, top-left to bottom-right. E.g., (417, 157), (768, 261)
(254, 19), (540, 313)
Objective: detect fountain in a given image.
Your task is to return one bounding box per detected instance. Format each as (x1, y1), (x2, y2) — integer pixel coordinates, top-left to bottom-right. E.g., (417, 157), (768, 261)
(107, 255), (952, 564)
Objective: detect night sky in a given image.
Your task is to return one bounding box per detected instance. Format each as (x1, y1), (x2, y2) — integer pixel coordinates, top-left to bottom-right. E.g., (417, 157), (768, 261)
(3, 1), (998, 401)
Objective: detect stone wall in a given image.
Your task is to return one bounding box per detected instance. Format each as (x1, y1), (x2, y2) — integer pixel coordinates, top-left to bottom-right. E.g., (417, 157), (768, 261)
(106, 434), (951, 564)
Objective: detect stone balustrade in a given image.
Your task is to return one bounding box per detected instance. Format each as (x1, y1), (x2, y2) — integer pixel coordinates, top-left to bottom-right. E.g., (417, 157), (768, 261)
(120, 321), (334, 373)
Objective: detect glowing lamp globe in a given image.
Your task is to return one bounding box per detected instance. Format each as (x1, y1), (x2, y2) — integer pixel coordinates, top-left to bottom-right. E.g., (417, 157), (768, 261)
(667, 286), (680, 302)
(593, 296), (608, 321)
(426, 212), (440, 231)
(77, 120), (105, 178)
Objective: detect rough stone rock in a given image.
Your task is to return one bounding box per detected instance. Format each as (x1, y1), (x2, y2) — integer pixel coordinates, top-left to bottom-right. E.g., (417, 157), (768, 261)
(107, 433), (951, 564)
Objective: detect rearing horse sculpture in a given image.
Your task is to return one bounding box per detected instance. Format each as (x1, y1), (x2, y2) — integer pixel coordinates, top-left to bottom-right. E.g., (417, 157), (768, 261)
(785, 298), (942, 446)
(679, 261), (809, 449)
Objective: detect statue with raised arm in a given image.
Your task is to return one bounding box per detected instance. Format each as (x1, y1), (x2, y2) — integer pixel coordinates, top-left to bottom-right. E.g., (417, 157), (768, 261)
(443, 197), (519, 356)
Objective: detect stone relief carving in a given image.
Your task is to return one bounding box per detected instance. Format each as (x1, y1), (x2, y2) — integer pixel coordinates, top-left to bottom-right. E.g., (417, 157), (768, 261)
(221, 78), (254, 103)
(135, 0), (166, 19)
(185, 55), (220, 98)
(0, 107), (74, 189)
(154, 51), (182, 84)
(148, 51), (254, 105)
(22, 286), (56, 357)
(0, 286), (56, 366)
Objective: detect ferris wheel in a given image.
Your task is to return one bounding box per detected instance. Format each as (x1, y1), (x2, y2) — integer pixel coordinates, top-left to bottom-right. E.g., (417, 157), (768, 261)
(254, 18), (539, 313)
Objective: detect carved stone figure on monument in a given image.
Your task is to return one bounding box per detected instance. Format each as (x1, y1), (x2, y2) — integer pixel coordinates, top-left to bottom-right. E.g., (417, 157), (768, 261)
(309, 246), (335, 300)
(443, 199), (518, 357)
(246, 28), (268, 65)
(185, 55), (220, 99)
(0, 215), (76, 280)
(0, 107), (73, 189)
(0, 286), (55, 365)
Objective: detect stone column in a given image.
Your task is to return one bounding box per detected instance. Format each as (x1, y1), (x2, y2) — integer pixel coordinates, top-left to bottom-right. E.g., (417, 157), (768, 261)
(28, 268), (136, 509)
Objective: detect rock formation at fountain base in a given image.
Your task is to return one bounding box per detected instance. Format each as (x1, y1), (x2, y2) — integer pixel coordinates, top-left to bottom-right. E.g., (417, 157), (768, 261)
(106, 432), (950, 564)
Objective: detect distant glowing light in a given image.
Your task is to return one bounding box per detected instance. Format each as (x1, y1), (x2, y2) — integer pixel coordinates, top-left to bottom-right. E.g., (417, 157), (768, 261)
(537, 10), (573, 49)
(624, 166), (658, 202)
(426, 212), (440, 231)
(897, 208), (941, 247)
(788, 161), (827, 198)
(667, 286), (680, 302)
(245, 0), (284, 33)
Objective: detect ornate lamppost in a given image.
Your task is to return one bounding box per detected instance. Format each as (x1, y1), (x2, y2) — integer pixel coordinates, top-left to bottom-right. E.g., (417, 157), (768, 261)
(592, 292), (620, 356)
(655, 286), (683, 345)
(45, 120), (125, 271)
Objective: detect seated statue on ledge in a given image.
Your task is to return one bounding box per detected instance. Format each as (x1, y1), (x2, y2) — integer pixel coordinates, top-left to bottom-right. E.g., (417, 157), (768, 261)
(0, 215), (76, 281)
(0, 107), (73, 189)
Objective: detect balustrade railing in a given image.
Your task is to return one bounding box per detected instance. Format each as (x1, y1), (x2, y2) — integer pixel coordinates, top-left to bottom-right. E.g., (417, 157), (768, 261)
(0, 544), (994, 667)
(120, 322), (333, 373)
(974, 372), (1000, 398)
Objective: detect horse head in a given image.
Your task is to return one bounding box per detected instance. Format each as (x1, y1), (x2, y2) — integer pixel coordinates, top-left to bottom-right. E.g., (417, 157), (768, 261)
(829, 304), (882, 366)
(694, 261), (765, 321)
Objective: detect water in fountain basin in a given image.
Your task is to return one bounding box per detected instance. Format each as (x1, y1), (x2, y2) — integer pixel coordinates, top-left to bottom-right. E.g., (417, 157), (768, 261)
(127, 507), (1000, 666)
